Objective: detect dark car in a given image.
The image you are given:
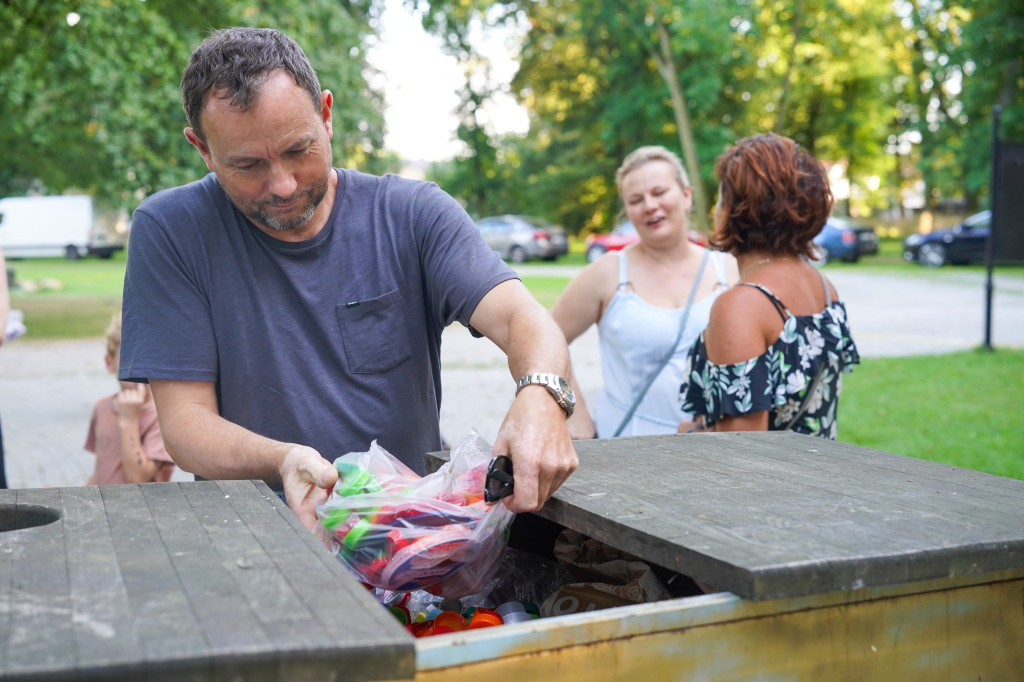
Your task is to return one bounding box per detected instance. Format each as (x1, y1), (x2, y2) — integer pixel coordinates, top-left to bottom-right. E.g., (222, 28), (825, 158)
(474, 214), (569, 263)
(903, 210), (990, 267)
(813, 216), (878, 264)
(585, 220), (706, 263)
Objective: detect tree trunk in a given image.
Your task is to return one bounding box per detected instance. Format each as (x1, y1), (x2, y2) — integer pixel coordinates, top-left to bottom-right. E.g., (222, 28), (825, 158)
(774, 0), (804, 133)
(652, 17), (710, 234)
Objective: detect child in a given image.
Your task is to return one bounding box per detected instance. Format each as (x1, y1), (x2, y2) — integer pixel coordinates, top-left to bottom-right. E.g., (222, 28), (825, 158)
(85, 313), (176, 485)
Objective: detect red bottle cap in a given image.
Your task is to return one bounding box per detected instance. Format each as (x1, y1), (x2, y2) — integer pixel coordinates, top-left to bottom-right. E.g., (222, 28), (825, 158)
(409, 621), (435, 638)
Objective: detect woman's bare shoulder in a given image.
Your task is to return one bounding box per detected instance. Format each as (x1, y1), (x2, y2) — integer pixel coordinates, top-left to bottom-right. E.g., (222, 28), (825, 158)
(704, 284), (782, 364)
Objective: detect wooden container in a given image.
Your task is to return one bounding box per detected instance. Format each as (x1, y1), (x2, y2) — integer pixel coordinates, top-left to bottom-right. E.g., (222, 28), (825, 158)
(3, 432), (1022, 680)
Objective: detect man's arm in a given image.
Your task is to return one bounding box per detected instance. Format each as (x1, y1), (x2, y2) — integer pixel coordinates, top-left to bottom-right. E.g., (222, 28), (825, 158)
(468, 279), (579, 512)
(148, 379), (337, 528)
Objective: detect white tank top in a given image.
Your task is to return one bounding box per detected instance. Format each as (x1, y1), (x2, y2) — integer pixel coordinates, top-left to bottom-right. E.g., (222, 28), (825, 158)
(591, 250), (728, 437)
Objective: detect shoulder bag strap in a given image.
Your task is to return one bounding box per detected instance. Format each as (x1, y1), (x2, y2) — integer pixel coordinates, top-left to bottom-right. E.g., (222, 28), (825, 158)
(612, 249), (710, 437)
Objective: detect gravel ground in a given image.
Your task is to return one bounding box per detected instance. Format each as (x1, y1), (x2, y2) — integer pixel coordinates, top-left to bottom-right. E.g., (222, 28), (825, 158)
(2, 268), (1021, 490)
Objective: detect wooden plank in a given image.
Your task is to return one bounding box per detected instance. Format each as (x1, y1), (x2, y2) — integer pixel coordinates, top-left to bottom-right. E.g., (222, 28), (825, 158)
(59, 485), (147, 673)
(138, 483), (274, 652)
(722, 433), (1024, 525)
(98, 483), (213, 674)
(1, 481), (415, 681)
(187, 479), (415, 681)
(428, 432), (1024, 601)
(0, 488), (77, 680)
(245, 501), (415, 681)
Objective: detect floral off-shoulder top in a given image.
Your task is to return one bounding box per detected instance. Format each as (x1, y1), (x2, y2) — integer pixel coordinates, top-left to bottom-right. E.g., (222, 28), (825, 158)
(679, 280), (860, 439)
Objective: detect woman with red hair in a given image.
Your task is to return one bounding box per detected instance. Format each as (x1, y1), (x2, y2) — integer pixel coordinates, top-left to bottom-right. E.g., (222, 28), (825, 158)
(680, 133), (859, 438)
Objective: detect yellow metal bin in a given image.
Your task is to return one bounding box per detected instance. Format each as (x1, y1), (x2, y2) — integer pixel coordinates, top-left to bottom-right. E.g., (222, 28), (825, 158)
(2, 432), (1022, 681)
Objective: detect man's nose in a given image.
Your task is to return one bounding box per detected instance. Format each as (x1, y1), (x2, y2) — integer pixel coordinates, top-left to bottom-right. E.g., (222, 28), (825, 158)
(267, 163), (298, 199)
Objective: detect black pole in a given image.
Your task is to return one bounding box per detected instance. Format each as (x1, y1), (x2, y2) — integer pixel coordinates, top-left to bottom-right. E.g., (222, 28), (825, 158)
(983, 107), (1001, 351)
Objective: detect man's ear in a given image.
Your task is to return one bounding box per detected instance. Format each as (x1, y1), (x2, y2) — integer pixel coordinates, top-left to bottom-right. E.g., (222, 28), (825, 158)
(184, 128), (215, 171)
(320, 90), (334, 141)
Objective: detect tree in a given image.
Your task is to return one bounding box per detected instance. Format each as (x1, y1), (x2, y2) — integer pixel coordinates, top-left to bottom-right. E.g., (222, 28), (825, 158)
(951, 0), (1024, 206)
(415, 0), (1021, 231)
(897, 0), (1023, 210)
(418, 0), (745, 234)
(0, 0), (387, 209)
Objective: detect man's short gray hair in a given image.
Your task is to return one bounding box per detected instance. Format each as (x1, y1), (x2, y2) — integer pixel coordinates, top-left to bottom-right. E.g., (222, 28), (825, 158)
(181, 27), (322, 142)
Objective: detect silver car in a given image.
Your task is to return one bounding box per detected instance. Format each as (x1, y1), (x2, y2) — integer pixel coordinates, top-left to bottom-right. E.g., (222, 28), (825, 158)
(474, 214), (569, 263)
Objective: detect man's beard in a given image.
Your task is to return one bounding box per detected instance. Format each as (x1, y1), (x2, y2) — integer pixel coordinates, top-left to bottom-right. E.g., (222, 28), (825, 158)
(244, 171), (330, 233)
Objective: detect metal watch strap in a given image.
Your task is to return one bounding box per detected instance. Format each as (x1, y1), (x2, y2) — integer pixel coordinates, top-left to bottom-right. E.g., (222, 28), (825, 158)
(516, 372), (575, 417)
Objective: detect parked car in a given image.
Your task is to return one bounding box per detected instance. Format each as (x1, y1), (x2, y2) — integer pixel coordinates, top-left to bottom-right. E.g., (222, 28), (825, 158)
(903, 210), (990, 267)
(812, 216), (878, 264)
(474, 214), (569, 263)
(585, 220), (706, 263)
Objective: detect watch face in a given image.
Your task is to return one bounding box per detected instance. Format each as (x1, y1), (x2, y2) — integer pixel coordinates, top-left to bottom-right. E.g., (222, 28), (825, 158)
(517, 373), (575, 416)
(556, 375), (576, 403)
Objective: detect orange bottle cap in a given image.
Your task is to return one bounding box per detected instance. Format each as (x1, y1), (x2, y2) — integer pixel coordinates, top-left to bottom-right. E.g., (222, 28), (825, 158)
(469, 609), (503, 628)
(432, 610), (469, 634)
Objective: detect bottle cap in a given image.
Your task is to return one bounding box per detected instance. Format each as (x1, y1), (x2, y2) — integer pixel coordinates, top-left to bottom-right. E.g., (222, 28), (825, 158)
(334, 462), (383, 496)
(341, 517), (374, 551)
(410, 621), (435, 638)
(387, 605), (410, 625)
(432, 610), (469, 634)
(468, 608), (503, 629)
(495, 601), (526, 619)
(500, 611), (533, 624)
(439, 598), (463, 613)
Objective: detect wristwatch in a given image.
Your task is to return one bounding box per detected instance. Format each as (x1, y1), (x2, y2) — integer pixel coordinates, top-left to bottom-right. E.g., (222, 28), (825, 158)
(516, 373), (576, 417)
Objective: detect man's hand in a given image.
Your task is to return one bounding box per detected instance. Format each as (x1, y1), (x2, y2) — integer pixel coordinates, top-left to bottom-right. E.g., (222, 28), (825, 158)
(566, 409), (598, 440)
(492, 386), (578, 512)
(280, 445), (339, 530)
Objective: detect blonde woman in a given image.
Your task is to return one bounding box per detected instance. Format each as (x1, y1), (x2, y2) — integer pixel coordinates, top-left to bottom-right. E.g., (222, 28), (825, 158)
(552, 146), (739, 439)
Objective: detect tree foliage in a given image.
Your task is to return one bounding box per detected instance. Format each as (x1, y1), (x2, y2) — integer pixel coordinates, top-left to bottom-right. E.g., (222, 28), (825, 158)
(3, 1), (1019, 224)
(417, 0), (1023, 232)
(0, 0), (387, 209)
(921, 0), (1024, 207)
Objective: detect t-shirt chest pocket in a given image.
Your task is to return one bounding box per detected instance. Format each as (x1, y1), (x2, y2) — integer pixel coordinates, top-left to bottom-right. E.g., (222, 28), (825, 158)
(336, 289), (412, 373)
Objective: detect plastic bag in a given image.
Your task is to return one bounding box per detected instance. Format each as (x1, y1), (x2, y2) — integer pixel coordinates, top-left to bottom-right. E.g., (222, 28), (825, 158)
(317, 430), (514, 598)
(4, 309), (26, 342)
(539, 529), (672, 616)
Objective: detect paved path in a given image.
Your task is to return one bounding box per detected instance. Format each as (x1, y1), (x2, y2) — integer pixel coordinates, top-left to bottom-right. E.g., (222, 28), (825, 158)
(2, 269), (1022, 490)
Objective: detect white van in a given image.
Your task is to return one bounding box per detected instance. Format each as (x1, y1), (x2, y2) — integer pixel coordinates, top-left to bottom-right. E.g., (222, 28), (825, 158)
(0, 195), (125, 260)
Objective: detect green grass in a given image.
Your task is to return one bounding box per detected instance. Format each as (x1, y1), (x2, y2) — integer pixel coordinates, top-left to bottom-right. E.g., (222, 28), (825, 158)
(7, 253), (126, 338)
(519, 276), (572, 308)
(840, 349), (1024, 481)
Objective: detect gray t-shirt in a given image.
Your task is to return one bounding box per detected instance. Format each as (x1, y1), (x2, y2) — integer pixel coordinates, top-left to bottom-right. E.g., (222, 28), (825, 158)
(120, 169), (515, 474)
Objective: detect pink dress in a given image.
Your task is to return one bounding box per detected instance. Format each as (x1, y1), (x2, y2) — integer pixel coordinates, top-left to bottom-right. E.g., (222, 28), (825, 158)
(85, 395), (175, 484)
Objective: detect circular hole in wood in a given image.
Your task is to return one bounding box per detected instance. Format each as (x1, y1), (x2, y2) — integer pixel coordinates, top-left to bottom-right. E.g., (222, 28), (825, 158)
(0, 503), (62, 532)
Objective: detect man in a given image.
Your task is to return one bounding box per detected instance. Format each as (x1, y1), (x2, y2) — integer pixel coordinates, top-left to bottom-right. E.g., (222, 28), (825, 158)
(120, 27), (577, 529)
